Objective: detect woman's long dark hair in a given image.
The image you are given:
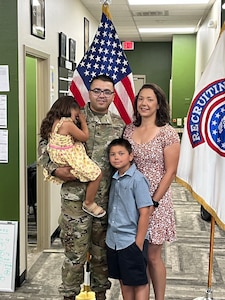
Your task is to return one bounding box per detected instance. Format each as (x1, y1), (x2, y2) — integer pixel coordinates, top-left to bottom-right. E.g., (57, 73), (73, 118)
(133, 83), (170, 127)
(40, 96), (80, 140)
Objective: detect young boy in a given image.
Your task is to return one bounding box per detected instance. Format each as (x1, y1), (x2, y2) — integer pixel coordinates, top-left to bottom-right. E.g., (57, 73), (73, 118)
(106, 138), (154, 300)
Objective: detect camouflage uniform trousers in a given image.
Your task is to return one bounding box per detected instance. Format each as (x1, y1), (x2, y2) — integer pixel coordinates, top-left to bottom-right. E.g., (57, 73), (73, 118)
(58, 197), (111, 298)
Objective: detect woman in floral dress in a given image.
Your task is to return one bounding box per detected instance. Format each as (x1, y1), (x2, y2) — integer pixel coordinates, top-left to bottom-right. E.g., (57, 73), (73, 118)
(123, 83), (180, 300)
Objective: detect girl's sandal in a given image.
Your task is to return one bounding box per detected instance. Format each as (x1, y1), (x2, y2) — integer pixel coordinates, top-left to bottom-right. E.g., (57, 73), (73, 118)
(82, 202), (106, 218)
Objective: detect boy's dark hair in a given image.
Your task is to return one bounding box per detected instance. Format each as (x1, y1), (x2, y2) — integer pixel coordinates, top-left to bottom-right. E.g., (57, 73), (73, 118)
(107, 138), (133, 156)
(40, 96), (80, 140)
(133, 83), (170, 127)
(90, 74), (114, 88)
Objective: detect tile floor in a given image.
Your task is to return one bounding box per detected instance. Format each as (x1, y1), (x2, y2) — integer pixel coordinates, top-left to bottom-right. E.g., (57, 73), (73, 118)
(0, 182), (224, 299)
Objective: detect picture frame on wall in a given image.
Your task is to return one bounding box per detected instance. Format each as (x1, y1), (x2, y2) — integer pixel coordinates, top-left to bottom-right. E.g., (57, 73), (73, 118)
(69, 38), (76, 63)
(30, 0), (45, 39)
(59, 32), (67, 59)
(84, 17), (89, 54)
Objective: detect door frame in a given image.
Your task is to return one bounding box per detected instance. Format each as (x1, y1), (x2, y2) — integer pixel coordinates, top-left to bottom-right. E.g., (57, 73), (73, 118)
(133, 74), (146, 94)
(24, 46), (50, 250)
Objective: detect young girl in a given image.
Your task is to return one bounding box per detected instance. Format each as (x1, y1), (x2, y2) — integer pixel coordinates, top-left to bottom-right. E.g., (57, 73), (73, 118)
(39, 95), (106, 218)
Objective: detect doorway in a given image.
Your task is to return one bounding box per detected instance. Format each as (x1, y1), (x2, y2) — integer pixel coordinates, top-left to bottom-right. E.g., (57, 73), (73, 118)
(24, 46), (50, 251)
(133, 75), (146, 94)
(26, 56), (37, 244)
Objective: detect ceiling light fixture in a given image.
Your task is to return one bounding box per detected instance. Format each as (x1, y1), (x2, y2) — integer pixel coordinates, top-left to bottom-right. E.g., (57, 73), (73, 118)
(139, 27), (196, 33)
(128, 0), (209, 5)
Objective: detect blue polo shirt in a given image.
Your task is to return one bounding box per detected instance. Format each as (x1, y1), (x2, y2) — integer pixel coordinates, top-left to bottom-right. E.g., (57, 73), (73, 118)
(106, 163), (153, 250)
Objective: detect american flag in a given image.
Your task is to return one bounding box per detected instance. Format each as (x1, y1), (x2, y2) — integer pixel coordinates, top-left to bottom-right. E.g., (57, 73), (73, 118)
(70, 5), (135, 124)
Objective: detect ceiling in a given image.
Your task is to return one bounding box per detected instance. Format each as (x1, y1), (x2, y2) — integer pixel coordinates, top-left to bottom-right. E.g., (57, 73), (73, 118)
(79, 0), (217, 42)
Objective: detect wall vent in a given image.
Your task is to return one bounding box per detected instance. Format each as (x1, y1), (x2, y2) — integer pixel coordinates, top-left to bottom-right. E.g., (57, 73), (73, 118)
(133, 10), (169, 17)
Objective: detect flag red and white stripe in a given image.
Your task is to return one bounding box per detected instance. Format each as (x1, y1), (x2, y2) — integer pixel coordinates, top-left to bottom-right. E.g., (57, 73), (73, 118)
(70, 5), (135, 124)
(176, 24), (225, 230)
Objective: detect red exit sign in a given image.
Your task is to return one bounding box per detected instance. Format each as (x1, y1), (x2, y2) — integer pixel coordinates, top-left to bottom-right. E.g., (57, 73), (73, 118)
(122, 41), (134, 50)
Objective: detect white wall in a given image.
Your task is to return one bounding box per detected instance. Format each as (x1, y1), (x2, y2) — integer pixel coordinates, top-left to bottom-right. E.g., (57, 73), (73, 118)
(195, 0), (221, 84)
(17, 0), (98, 277)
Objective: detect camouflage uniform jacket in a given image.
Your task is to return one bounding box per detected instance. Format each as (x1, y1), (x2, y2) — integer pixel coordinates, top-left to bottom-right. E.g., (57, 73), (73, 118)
(38, 103), (125, 203)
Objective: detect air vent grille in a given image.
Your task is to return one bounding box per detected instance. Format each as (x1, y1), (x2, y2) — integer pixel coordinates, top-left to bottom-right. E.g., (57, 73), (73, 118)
(133, 10), (169, 17)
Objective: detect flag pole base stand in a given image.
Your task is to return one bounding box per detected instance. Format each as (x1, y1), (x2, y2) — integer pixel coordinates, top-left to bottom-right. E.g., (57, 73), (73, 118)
(76, 290), (96, 300)
(193, 288), (213, 300)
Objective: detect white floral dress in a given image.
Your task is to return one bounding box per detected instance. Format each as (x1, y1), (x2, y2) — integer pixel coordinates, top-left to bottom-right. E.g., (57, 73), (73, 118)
(44, 117), (101, 184)
(123, 124), (180, 244)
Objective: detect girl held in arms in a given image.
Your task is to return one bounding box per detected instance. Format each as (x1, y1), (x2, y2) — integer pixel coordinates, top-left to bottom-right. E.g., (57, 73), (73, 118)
(39, 95), (105, 218)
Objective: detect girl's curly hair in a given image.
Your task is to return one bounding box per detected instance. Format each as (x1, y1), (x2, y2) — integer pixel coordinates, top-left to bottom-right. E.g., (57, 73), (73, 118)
(133, 83), (170, 127)
(40, 96), (80, 140)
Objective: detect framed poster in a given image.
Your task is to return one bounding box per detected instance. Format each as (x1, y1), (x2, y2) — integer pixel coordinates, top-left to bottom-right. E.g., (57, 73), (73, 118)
(30, 0), (45, 39)
(84, 17), (89, 54)
(69, 38), (76, 62)
(59, 32), (67, 59)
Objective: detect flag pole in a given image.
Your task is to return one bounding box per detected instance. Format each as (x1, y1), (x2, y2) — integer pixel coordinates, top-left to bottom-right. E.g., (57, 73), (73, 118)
(99, 0), (111, 5)
(76, 252), (96, 300)
(193, 217), (215, 300)
(206, 216), (215, 298)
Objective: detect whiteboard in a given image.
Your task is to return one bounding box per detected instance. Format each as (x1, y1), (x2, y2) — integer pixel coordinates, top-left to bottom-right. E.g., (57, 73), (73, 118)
(0, 221), (18, 292)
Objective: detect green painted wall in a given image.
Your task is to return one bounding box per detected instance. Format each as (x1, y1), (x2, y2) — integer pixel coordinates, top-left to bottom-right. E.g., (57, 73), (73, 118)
(0, 1), (19, 221)
(26, 57), (37, 166)
(125, 39), (196, 127)
(171, 35), (196, 126)
(125, 42), (172, 99)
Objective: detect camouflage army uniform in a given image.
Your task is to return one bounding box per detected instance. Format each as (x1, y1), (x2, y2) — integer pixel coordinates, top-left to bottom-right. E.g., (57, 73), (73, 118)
(38, 103), (125, 298)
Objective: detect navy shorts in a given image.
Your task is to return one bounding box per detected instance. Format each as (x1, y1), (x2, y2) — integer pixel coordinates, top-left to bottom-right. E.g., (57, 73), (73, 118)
(106, 240), (148, 286)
